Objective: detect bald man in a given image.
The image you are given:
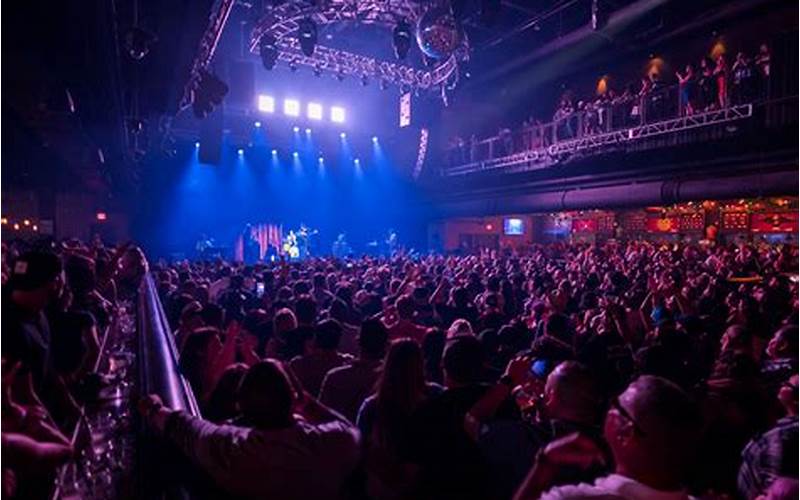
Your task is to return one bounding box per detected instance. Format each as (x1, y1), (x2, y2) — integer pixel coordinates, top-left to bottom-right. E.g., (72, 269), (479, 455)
(515, 375), (701, 500)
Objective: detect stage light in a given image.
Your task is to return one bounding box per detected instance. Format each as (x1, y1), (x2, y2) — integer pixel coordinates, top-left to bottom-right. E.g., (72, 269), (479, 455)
(372, 136), (378, 142)
(340, 132), (347, 139)
(258, 94), (275, 113)
(272, 149), (278, 155)
(195, 141), (200, 148)
(305, 128), (311, 134)
(298, 17), (318, 57)
(293, 151), (299, 157)
(259, 34), (279, 70)
(23, 219), (30, 226)
(96, 212), (107, 221)
(124, 27), (157, 61)
(13, 223), (19, 230)
(331, 106), (346, 123)
(318, 156), (324, 163)
(307, 102), (323, 120)
(0, 218), (7, 225)
(354, 158), (360, 164)
(254, 121), (262, 128)
(393, 19), (412, 60)
(32, 225), (38, 232)
(293, 126), (300, 132)
(284, 99), (300, 117)
(238, 148), (245, 155)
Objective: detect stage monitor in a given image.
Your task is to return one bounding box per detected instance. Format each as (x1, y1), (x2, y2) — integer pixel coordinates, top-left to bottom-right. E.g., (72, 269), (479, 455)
(504, 218), (524, 235)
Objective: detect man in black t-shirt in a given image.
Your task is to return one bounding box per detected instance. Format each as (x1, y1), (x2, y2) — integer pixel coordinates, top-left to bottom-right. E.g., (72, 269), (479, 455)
(2, 251), (64, 399)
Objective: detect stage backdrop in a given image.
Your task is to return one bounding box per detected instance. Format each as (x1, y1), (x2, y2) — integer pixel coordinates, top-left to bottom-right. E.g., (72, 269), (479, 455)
(234, 223), (284, 261)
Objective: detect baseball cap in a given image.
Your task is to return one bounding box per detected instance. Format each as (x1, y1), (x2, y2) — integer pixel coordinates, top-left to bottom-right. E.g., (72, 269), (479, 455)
(9, 251), (62, 291)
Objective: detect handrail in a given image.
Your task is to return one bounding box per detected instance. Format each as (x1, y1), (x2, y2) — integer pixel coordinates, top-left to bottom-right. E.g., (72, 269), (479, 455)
(137, 273), (200, 416)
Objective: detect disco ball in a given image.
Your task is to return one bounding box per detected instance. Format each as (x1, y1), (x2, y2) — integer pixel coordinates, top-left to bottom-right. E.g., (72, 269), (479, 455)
(415, 6), (461, 59)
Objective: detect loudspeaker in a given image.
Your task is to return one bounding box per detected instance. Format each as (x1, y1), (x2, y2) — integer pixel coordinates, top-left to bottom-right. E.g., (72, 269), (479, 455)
(198, 104), (223, 165)
(226, 60), (255, 109)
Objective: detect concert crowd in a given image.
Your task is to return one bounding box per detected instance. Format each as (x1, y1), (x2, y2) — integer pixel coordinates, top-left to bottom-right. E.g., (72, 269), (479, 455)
(2, 237), (798, 500)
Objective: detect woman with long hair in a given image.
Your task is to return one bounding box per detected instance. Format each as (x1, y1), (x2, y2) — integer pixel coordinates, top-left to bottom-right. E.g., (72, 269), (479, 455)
(179, 327), (223, 402)
(357, 339), (443, 499)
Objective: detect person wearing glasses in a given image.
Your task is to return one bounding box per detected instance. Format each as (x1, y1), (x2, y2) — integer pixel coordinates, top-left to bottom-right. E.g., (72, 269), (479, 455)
(514, 375), (701, 500)
(738, 373), (799, 500)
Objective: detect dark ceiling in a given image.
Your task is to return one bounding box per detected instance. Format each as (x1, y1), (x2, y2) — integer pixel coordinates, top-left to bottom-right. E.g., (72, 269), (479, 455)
(2, 0), (795, 198)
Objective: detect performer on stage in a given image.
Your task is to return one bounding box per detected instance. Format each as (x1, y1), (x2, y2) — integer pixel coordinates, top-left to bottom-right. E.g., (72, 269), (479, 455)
(195, 233), (215, 258)
(283, 230), (300, 260)
(242, 224), (259, 264)
(385, 228), (399, 255)
(296, 223), (319, 259)
(332, 233), (352, 258)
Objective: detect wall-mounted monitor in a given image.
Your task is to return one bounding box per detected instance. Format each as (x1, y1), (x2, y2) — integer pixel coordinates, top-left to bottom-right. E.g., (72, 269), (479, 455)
(504, 218), (524, 235)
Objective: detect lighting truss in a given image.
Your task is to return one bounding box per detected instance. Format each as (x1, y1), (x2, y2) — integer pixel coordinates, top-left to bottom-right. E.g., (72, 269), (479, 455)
(444, 104), (754, 176)
(180, 0), (236, 110)
(248, 0), (467, 92)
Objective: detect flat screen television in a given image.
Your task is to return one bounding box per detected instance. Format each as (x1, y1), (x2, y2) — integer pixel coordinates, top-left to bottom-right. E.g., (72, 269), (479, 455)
(504, 218), (524, 235)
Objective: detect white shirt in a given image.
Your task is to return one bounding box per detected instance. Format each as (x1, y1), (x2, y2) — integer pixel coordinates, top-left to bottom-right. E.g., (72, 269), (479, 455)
(541, 474), (696, 500)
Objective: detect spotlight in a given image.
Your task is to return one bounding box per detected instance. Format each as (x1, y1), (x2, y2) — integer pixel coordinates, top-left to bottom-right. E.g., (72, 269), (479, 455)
(272, 149), (278, 155)
(293, 126), (300, 132)
(393, 19), (412, 60)
(318, 156), (324, 163)
(305, 128), (311, 134)
(195, 141), (200, 148)
(254, 121), (262, 128)
(307, 102), (323, 120)
(258, 95), (275, 113)
(259, 34), (279, 70)
(340, 132), (347, 138)
(238, 148), (244, 155)
(360, 74), (369, 86)
(354, 158), (360, 164)
(192, 69), (228, 119)
(284, 99), (300, 117)
(124, 27), (157, 60)
(298, 18), (318, 57)
(372, 136), (378, 142)
(293, 151), (299, 157)
(330, 106), (346, 123)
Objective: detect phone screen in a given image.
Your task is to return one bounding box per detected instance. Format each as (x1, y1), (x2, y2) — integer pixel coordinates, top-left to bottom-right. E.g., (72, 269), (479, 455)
(530, 359), (550, 379)
(256, 282), (265, 298)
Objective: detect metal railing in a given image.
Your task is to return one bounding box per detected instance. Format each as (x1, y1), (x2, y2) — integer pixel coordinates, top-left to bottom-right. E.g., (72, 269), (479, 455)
(442, 83), (778, 176)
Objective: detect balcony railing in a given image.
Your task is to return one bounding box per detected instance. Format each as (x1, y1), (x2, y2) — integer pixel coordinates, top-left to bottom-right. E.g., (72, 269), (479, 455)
(442, 84), (790, 177)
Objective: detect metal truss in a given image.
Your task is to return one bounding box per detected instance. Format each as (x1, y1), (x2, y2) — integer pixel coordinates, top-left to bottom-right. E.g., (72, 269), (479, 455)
(179, 0), (236, 110)
(248, 0), (465, 90)
(443, 104), (754, 176)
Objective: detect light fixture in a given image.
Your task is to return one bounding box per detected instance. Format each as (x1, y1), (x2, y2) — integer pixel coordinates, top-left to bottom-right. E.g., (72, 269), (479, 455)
(340, 132), (347, 138)
(330, 106), (345, 123)
(258, 94), (275, 113)
(195, 141), (200, 148)
(272, 149), (278, 155)
(238, 148), (245, 155)
(298, 18), (318, 57)
(254, 121), (262, 128)
(284, 99), (300, 117)
(305, 128), (311, 134)
(293, 151), (299, 157)
(393, 19), (412, 60)
(372, 136), (378, 142)
(259, 34), (279, 70)
(307, 102), (323, 120)
(125, 27), (157, 61)
(293, 125), (300, 132)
